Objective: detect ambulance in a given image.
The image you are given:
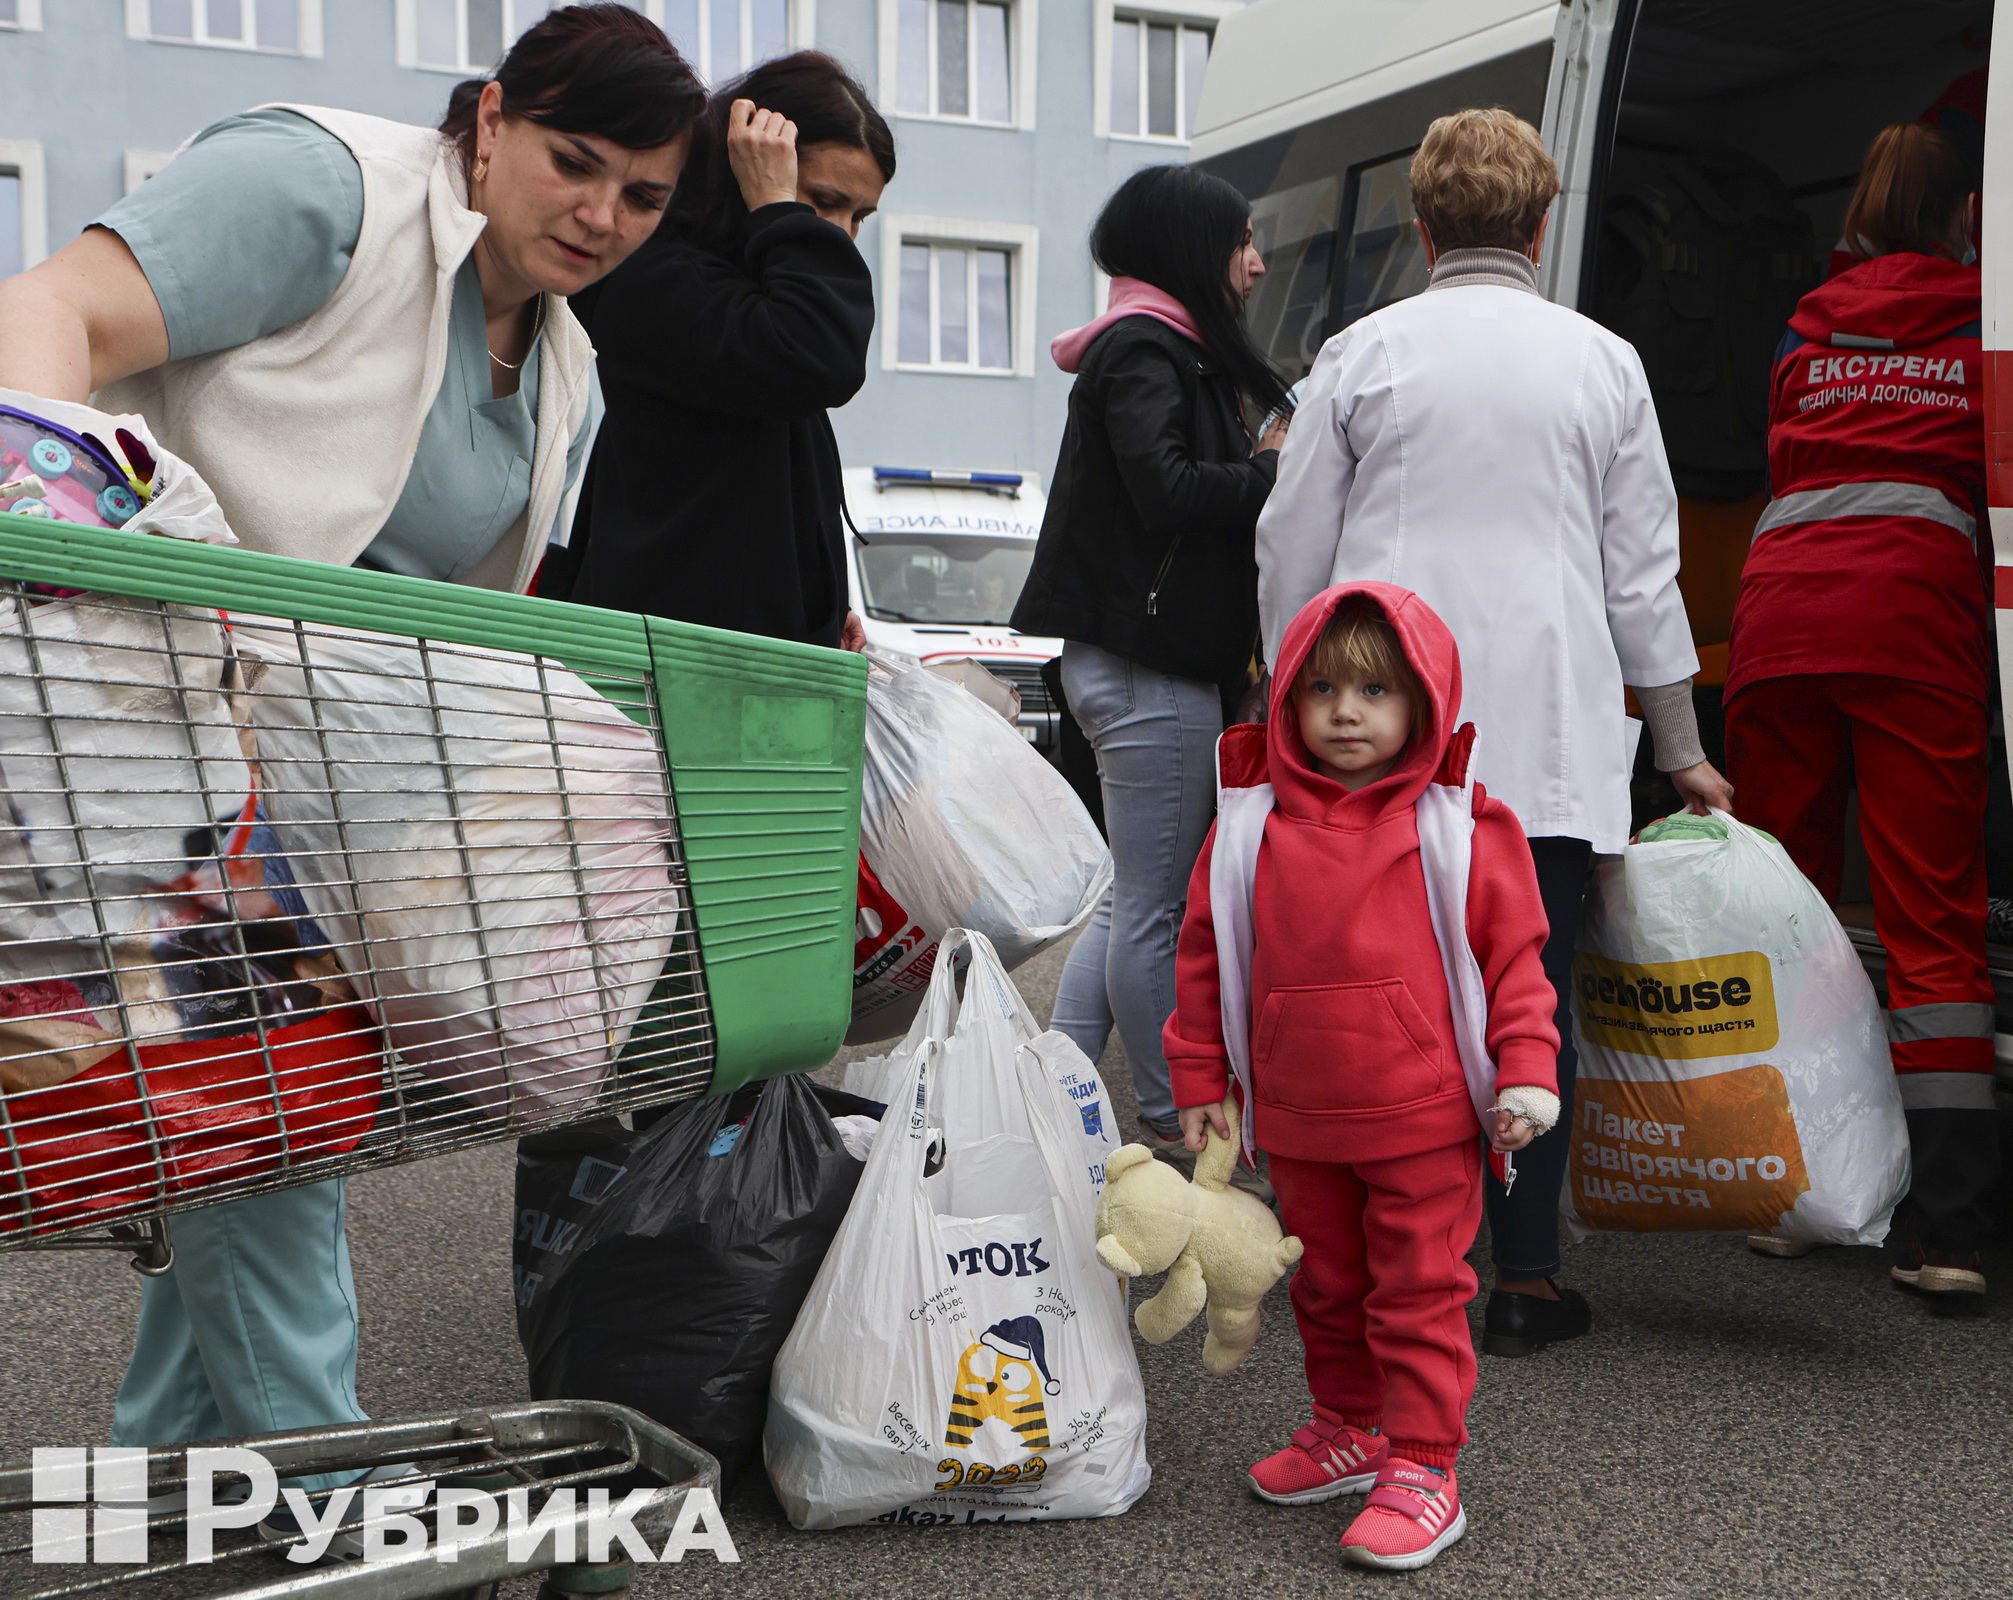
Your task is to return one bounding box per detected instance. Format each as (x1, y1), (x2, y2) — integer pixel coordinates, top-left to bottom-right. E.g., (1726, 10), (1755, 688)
(1194, 0), (2010, 1079)
(841, 465), (1062, 748)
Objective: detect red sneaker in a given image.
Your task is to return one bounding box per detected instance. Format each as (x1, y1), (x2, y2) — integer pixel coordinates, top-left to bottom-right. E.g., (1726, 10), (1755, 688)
(1339, 1459), (1466, 1570)
(1246, 1417), (1388, 1505)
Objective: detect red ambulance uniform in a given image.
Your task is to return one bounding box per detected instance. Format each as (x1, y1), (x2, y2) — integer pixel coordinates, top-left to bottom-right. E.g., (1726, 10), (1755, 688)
(1725, 251), (1997, 1251)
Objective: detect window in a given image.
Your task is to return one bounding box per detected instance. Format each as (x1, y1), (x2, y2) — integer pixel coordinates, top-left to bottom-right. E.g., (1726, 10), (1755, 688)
(895, 0), (1013, 123)
(0, 170), (20, 282)
(401, 0), (552, 72)
(0, 141), (47, 283)
(900, 243), (1012, 370)
(1245, 176), (1339, 385)
(138, 0), (314, 51)
(1109, 14), (1209, 140)
(0, 1), (44, 31)
(1334, 149), (1429, 332)
(660, 0), (790, 82)
(882, 216), (1037, 375)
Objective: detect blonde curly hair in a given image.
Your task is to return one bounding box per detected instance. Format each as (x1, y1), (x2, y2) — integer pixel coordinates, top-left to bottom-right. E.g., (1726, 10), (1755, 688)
(1409, 108), (1560, 252)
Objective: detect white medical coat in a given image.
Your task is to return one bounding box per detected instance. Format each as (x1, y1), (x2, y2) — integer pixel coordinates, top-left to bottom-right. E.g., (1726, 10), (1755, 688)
(1256, 281), (1698, 854)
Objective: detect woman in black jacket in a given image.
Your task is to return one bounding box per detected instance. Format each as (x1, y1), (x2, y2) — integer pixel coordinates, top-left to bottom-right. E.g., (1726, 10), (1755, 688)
(554, 53), (893, 648)
(1013, 165), (1288, 1152)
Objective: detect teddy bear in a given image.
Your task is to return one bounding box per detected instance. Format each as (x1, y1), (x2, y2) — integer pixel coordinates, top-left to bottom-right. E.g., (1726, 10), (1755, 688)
(1093, 1097), (1303, 1374)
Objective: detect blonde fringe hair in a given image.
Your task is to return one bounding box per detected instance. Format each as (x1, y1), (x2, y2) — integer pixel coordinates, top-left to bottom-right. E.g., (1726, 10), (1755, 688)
(1409, 108), (1560, 252)
(1297, 599), (1425, 705)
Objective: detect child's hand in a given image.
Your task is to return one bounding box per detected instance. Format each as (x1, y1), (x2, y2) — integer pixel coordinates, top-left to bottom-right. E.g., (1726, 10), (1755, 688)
(1491, 1107), (1539, 1153)
(1178, 1102), (1231, 1153)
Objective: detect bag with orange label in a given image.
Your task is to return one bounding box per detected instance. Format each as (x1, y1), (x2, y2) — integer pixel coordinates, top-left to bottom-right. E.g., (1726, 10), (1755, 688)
(1564, 810), (1907, 1246)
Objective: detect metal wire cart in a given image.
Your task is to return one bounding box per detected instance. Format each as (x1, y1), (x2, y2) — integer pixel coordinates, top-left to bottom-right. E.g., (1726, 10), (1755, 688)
(0, 513), (866, 1593)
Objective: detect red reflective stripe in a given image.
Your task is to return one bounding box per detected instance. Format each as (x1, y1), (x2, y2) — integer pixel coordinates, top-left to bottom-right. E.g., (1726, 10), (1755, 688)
(1995, 566), (2013, 609)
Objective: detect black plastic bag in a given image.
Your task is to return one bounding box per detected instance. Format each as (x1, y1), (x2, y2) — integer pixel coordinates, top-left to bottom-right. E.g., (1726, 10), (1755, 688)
(514, 1074), (881, 1493)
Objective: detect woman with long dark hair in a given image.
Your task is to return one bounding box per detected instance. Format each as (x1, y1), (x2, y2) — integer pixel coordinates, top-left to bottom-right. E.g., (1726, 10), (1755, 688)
(1726, 122), (1995, 1305)
(1013, 164), (1288, 1156)
(556, 52), (895, 648)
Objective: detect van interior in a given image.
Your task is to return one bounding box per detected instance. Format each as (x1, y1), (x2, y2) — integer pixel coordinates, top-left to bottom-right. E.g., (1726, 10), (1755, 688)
(1586, 0), (2001, 918)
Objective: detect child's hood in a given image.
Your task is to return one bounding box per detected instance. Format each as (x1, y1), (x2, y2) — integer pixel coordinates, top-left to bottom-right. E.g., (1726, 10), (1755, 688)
(1230, 580), (1470, 827)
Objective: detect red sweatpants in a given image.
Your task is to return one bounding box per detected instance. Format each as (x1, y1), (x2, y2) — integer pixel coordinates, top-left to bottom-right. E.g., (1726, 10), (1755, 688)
(1268, 1137), (1482, 1469)
(1723, 673), (1993, 1079)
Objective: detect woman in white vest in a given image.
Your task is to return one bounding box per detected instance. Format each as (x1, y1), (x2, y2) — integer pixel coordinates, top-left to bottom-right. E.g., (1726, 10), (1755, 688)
(1255, 111), (1733, 1363)
(0, 5), (701, 1533)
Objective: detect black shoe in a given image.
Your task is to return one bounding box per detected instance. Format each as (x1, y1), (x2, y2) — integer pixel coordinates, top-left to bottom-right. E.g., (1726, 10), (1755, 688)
(1890, 1228), (1987, 1314)
(1481, 1280), (1592, 1357)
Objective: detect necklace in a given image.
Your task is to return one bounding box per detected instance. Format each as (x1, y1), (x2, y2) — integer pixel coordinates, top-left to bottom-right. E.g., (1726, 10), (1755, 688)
(488, 295), (547, 370)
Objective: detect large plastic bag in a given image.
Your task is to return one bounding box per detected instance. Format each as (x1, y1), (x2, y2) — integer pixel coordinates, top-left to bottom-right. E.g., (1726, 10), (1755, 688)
(1566, 810), (1908, 1245)
(850, 653), (1110, 1044)
(227, 618), (681, 1124)
(0, 597), (376, 1226)
(844, 995), (1120, 1201)
(514, 1075), (882, 1494)
(0, 386), (235, 545)
(767, 929), (1149, 1529)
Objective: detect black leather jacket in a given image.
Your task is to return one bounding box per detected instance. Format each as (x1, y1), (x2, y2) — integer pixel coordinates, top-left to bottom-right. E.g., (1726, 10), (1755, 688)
(1012, 317), (1276, 683)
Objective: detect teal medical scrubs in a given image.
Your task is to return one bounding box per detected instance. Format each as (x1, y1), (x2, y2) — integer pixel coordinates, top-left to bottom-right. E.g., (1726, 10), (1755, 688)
(93, 109), (595, 1486)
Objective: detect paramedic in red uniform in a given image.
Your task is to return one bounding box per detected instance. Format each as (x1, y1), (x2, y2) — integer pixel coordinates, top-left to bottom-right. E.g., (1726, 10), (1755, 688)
(1725, 123), (1996, 1308)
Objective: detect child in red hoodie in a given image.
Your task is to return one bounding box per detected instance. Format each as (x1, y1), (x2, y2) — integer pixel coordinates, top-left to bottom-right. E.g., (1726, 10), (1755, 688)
(1163, 582), (1560, 1571)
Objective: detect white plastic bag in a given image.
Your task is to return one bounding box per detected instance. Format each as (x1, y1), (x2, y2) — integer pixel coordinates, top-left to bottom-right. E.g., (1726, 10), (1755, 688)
(768, 929), (1149, 1529)
(0, 385), (236, 546)
(850, 653), (1110, 1044)
(228, 618), (682, 1123)
(844, 988), (1120, 1199)
(1566, 811), (1908, 1246)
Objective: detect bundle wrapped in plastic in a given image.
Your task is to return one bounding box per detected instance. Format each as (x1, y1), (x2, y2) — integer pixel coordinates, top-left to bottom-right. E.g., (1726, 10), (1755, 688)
(228, 618), (682, 1124)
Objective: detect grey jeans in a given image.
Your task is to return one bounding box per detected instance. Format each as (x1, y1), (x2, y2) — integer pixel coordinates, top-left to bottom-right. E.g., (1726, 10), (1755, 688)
(1050, 640), (1223, 1132)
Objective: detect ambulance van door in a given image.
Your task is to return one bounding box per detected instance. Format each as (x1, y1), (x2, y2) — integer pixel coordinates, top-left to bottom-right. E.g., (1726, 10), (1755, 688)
(1987, 40), (2013, 805)
(1534, 0), (1638, 308)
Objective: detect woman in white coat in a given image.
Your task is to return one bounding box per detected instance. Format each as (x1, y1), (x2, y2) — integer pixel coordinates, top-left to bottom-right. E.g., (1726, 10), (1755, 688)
(1256, 110), (1732, 1357)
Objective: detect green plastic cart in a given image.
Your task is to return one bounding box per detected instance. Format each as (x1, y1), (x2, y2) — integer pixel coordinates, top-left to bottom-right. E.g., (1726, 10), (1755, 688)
(0, 513), (866, 1250)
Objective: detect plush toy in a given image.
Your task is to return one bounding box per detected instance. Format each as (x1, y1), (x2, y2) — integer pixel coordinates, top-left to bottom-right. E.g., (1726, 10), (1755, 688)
(1093, 1097), (1303, 1374)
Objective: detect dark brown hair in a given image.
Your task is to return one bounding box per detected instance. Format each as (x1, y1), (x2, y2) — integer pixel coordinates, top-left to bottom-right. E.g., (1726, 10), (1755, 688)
(438, 4), (706, 167)
(1843, 123), (1974, 261)
(1090, 165), (1289, 414)
(665, 51), (896, 258)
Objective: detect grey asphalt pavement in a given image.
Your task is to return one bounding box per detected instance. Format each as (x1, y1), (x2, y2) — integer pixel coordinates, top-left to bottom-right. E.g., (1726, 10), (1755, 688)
(4, 936), (2010, 1600)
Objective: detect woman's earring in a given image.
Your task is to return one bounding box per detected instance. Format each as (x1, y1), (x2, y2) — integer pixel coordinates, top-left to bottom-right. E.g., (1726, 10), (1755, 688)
(472, 156), (490, 183)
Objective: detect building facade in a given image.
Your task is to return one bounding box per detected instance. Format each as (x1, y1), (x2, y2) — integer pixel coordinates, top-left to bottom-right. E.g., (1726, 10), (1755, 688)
(0, 0), (1245, 480)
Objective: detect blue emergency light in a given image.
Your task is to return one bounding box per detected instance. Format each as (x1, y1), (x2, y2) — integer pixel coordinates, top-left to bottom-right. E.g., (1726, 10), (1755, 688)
(872, 466), (1024, 497)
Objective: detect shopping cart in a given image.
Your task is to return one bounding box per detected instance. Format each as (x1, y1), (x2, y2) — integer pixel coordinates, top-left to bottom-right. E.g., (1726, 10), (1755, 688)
(0, 513), (867, 1252)
(0, 1400), (718, 1600)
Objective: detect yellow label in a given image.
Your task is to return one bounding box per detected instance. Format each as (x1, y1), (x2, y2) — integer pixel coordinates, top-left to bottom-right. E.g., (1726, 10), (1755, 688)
(1570, 1067), (1810, 1231)
(1573, 950), (1778, 1059)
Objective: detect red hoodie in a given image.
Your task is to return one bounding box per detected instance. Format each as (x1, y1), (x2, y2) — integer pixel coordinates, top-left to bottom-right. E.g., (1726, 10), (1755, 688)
(1728, 253), (1986, 702)
(1161, 582), (1559, 1165)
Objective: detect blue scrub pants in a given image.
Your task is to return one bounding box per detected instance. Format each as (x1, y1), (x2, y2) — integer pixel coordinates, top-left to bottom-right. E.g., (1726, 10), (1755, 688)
(111, 1178), (366, 1494)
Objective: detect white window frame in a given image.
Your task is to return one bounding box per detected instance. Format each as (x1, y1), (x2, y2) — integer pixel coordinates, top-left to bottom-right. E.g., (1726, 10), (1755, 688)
(633, 0), (815, 79)
(0, 139), (48, 275)
(0, 2), (45, 32)
(125, 0), (324, 55)
(124, 150), (180, 195)
(880, 215), (1038, 377)
(878, 0), (1038, 131)
(1092, 0), (1235, 142)
(394, 0), (553, 73)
